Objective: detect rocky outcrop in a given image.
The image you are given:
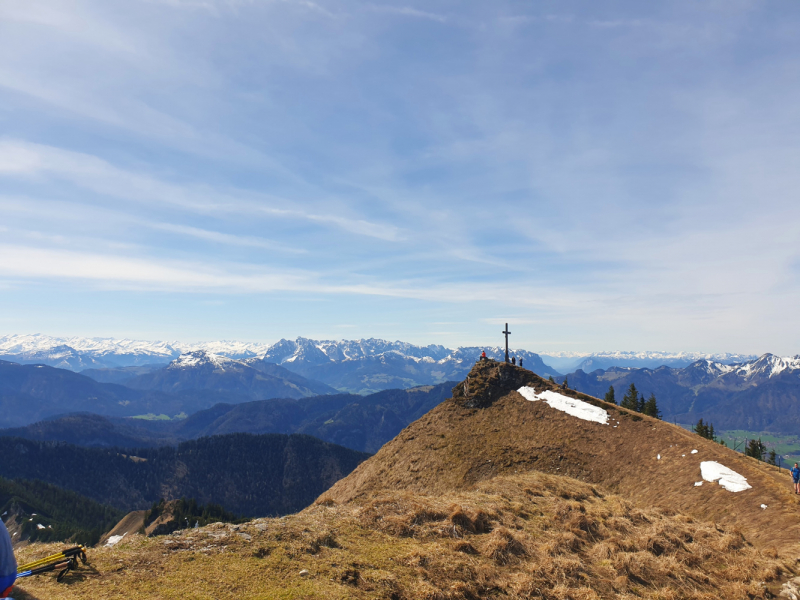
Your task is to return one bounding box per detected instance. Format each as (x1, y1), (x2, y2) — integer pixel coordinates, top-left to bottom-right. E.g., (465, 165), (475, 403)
(451, 360), (547, 409)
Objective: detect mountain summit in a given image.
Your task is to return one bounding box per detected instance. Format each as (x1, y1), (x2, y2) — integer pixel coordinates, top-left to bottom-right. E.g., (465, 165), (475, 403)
(324, 359), (800, 554)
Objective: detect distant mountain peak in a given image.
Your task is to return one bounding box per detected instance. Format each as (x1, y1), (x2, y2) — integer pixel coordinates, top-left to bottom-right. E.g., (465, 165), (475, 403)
(728, 353), (800, 381)
(167, 350), (240, 371)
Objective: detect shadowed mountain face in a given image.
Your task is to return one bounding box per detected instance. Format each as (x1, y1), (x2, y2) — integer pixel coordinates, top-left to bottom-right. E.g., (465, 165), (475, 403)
(175, 382), (455, 453)
(0, 382), (456, 453)
(324, 360), (800, 555)
(0, 360), (189, 428)
(80, 364), (167, 385)
(0, 433), (369, 517)
(124, 351), (337, 398)
(563, 354), (800, 432)
(0, 353), (338, 429)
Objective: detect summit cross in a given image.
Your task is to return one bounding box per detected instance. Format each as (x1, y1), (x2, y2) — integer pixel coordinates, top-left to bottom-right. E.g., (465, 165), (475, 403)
(502, 323), (511, 363)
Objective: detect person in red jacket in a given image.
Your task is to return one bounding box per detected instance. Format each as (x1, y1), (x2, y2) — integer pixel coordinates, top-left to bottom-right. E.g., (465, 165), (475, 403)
(480, 351), (487, 361)
(0, 519), (15, 599)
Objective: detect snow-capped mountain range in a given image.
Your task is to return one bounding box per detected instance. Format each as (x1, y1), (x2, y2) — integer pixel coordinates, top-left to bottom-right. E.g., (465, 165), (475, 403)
(0, 333), (785, 387)
(565, 354), (800, 433)
(695, 354), (800, 384)
(540, 350), (758, 373)
(0, 334), (269, 363)
(0, 333), (549, 372)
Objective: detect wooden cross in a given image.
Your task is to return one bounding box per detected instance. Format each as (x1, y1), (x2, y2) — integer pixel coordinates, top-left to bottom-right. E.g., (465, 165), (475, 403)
(502, 323), (510, 363)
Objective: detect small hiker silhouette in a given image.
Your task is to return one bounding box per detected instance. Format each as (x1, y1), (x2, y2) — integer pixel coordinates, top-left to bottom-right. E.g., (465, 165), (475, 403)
(480, 351), (487, 361)
(511, 356), (516, 365)
(520, 357), (523, 367)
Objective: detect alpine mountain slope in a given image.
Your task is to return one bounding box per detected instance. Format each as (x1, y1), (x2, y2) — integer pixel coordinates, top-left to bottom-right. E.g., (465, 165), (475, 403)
(565, 353), (800, 432)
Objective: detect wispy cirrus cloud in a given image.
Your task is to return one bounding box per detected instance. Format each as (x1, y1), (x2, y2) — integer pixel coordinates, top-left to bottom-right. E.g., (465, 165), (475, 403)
(144, 222), (309, 253)
(368, 4), (447, 23)
(0, 243), (585, 307)
(0, 140), (404, 241)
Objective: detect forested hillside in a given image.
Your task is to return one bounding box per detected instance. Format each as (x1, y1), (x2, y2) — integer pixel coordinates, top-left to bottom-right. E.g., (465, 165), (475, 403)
(0, 477), (123, 546)
(0, 413), (176, 448)
(176, 381), (454, 452)
(0, 434), (369, 516)
(1, 382), (455, 453)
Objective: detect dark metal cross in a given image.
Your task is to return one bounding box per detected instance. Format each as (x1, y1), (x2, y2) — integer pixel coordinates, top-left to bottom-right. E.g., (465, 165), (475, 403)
(502, 323), (511, 363)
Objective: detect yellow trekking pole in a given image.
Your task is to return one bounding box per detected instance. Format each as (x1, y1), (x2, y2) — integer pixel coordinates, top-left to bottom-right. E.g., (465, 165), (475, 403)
(17, 545), (87, 582)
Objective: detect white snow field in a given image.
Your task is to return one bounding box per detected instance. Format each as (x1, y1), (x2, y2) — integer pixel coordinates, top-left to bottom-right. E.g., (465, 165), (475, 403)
(700, 461), (751, 492)
(105, 533), (126, 547)
(518, 387), (609, 425)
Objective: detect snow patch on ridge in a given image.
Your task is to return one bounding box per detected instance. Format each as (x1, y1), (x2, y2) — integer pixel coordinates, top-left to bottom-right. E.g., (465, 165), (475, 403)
(518, 387), (609, 425)
(700, 461), (751, 492)
(105, 533), (126, 547)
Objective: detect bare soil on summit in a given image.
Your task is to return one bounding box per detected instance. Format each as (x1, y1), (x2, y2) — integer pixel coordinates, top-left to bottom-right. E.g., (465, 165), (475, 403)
(324, 360), (800, 555)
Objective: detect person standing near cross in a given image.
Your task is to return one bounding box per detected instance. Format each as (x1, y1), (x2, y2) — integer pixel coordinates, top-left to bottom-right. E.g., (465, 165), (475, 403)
(502, 323), (511, 363)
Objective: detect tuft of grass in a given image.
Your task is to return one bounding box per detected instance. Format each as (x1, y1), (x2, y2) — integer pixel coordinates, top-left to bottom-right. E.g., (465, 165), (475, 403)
(15, 471), (790, 600)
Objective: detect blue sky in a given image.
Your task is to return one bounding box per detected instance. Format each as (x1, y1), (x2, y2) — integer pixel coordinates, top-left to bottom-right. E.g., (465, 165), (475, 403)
(1, 0), (799, 354)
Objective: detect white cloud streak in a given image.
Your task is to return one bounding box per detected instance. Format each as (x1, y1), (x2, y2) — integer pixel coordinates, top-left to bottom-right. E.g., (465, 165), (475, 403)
(145, 222), (309, 253)
(0, 243), (593, 308)
(368, 5), (447, 23)
(0, 140), (404, 241)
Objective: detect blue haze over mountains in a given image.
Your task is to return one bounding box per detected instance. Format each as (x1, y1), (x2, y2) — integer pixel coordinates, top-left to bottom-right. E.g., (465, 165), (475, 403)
(1, 333), (798, 443)
(0, 333), (755, 378)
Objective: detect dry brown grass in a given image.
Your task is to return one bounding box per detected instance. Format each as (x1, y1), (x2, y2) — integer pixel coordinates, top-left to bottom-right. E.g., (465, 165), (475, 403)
(12, 471), (793, 599)
(325, 360), (800, 555)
